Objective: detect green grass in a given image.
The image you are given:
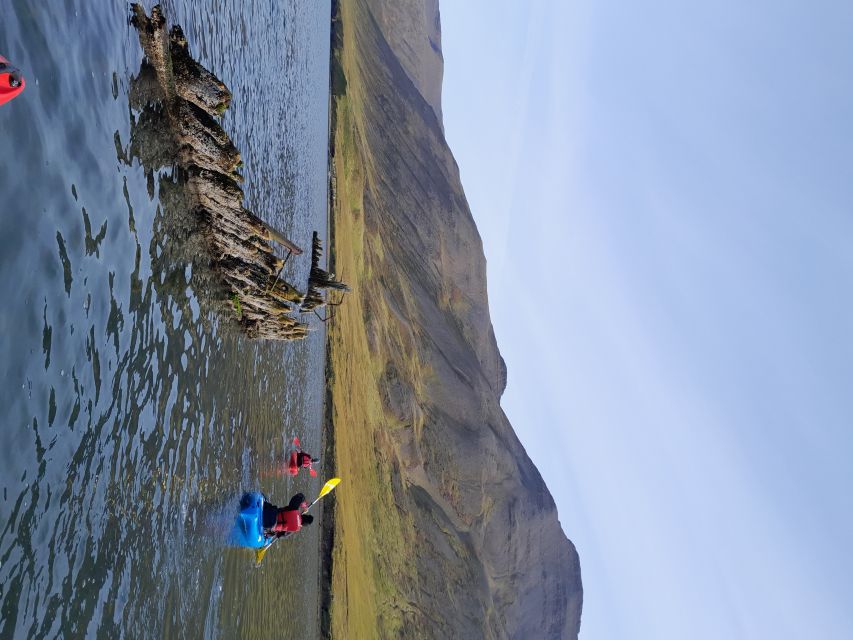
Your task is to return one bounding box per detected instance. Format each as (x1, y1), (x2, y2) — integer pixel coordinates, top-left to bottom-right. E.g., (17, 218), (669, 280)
(326, 2), (443, 637)
(327, 33), (416, 640)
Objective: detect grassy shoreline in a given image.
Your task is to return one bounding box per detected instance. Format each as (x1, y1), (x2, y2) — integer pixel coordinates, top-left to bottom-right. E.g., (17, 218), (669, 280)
(321, 1), (478, 635)
(318, 1), (342, 637)
(321, 1), (408, 635)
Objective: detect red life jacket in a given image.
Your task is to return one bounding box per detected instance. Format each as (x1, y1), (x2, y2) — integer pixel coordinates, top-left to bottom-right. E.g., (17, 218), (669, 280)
(272, 509), (301, 533)
(298, 452), (312, 468)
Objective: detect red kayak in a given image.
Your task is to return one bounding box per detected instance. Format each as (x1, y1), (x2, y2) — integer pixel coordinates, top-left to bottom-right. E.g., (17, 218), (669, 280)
(260, 437), (319, 478)
(0, 55), (25, 106)
(288, 437), (318, 477)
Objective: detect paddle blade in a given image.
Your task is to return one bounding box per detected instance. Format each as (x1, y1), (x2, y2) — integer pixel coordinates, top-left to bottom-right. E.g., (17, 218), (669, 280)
(304, 478), (342, 513)
(318, 478), (341, 499)
(309, 467), (317, 477)
(293, 437), (301, 448)
(255, 545), (270, 566)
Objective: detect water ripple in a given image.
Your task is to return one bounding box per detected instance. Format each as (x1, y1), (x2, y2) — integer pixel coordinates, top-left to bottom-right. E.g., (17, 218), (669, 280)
(0, 1), (330, 638)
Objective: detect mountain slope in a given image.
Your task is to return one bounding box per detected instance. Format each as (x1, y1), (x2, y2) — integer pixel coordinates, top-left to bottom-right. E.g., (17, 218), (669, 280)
(326, 1), (583, 637)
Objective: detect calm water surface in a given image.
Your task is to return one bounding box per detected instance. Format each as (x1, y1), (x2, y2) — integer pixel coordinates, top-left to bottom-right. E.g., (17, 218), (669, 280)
(0, 1), (331, 637)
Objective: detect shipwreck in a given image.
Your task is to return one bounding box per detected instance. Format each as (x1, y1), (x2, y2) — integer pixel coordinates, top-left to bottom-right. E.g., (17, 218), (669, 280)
(128, 5), (347, 340)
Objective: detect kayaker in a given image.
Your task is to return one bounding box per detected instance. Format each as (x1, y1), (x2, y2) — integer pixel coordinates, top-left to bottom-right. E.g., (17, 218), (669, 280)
(262, 492), (315, 538)
(259, 439), (319, 479)
(287, 448), (320, 477)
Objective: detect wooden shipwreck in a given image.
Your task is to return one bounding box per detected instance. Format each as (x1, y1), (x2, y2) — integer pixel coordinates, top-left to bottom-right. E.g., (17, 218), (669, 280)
(129, 5), (346, 340)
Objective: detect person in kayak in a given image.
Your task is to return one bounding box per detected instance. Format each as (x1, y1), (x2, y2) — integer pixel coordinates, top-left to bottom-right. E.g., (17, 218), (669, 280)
(261, 492), (315, 538)
(287, 448), (320, 477)
(258, 438), (319, 479)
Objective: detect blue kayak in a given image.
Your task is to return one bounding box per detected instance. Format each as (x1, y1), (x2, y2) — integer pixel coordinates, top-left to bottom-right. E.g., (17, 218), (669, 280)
(229, 491), (274, 548)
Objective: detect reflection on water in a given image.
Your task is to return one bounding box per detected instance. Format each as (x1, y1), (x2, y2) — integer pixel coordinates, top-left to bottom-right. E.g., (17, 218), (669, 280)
(0, 1), (330, 638)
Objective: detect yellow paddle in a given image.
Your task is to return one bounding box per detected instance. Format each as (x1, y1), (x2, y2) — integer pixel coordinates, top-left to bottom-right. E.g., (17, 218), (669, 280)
(255, 478), (341, 566)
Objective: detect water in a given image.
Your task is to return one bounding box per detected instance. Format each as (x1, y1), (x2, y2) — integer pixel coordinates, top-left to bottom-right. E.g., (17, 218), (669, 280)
(0, 1), (331, 637)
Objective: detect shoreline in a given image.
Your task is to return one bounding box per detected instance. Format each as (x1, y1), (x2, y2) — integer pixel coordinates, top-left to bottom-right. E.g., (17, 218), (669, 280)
(318, 0), (343, 637)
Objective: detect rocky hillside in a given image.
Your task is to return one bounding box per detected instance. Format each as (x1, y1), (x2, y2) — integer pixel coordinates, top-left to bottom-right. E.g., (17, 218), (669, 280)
(326, 0), (583, 637)
(365, 0), (444, 124)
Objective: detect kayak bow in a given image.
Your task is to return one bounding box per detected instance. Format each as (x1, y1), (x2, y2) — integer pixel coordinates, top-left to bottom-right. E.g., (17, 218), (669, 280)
(0, 55), (25, 106)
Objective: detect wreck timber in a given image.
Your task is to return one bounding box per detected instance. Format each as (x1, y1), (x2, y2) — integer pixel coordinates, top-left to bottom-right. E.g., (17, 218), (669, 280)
(301, 231), (351, 315)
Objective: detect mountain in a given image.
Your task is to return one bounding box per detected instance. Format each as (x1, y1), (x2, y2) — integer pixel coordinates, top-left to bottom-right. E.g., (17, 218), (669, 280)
(324, 1), (583, 637)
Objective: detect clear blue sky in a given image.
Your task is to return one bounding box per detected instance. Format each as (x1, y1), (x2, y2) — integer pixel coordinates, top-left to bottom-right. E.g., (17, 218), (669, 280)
(441, 1), (853, 638)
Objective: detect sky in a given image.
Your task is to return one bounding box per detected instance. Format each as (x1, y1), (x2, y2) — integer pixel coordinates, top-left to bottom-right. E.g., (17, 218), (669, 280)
(441, 1), (853, 638)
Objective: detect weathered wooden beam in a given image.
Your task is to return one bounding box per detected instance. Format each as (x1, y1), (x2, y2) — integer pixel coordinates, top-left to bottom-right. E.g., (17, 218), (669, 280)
(256, 220), (304, 256)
